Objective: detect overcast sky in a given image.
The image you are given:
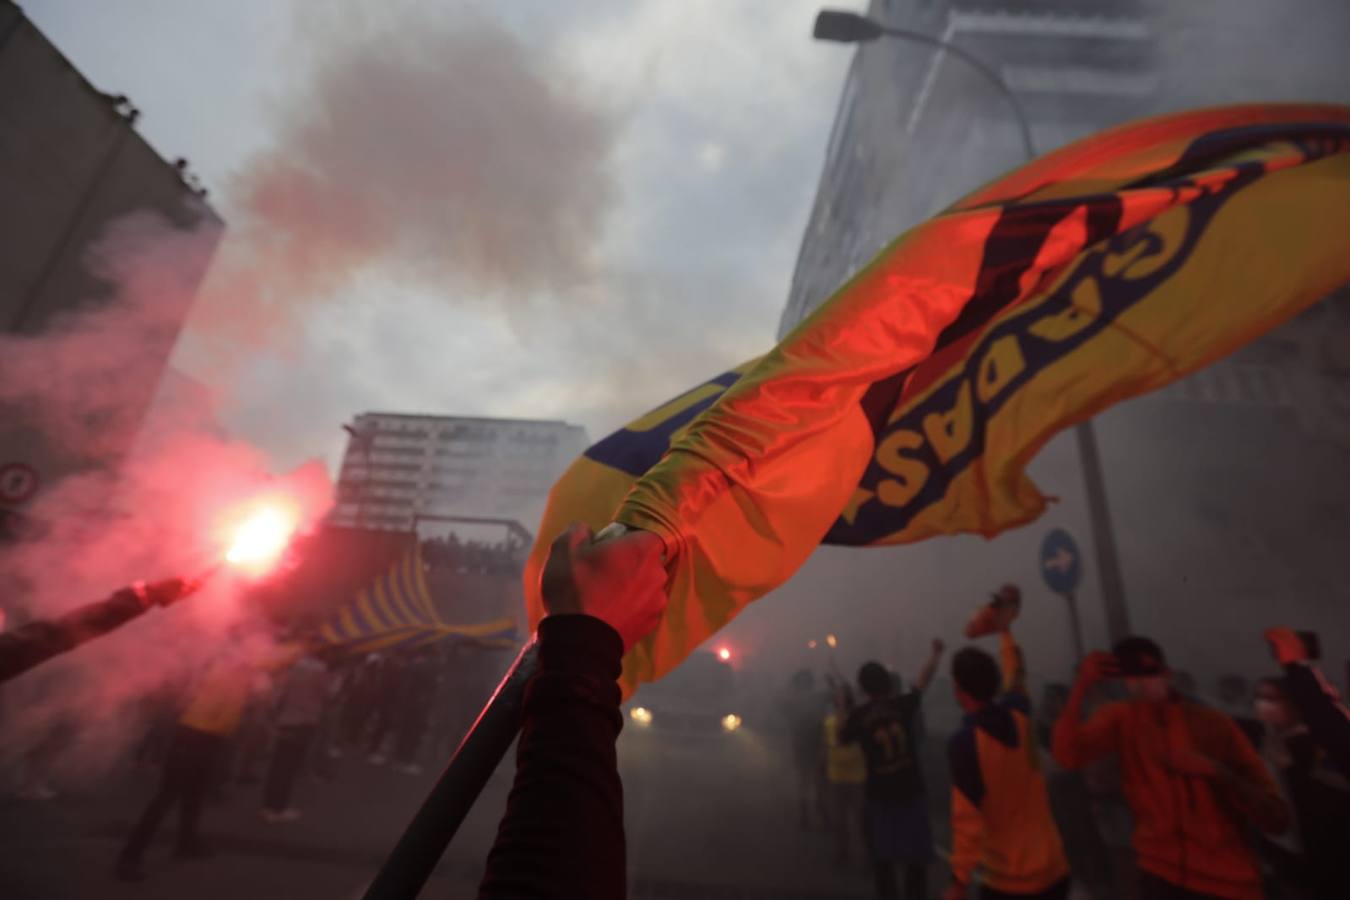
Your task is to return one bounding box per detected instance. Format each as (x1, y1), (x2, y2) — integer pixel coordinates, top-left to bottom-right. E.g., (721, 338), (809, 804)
(26, 0), (858, 472)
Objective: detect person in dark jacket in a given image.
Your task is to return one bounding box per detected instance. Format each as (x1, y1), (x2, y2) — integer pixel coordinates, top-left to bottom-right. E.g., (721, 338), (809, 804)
(391, 649), (437, 774)
(1262, 627), (1350, 776)
(476, 520), (667, 900)
(366, 654), (406, 765)
(1242, 627), (1350, 899)
(0, 578), (198, 684)
(839, 640), (945, 900)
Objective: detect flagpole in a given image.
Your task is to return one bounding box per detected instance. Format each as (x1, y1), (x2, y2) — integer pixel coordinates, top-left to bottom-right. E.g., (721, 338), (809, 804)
(361, 637), (540, 900)
(360, 513), (643, 898)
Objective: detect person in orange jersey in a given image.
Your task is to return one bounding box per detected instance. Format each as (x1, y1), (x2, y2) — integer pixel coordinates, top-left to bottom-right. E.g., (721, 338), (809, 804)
(1053, 637), (1288, 900)
(943, 614), (1069, 900)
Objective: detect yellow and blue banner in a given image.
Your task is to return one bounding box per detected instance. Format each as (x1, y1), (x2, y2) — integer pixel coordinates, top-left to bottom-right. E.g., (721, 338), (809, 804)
(319, 543), (517, 655)
(525, 104), (1350, 695)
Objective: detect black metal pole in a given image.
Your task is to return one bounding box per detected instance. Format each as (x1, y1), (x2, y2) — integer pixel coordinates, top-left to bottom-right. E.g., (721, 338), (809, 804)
(361, 637), (540, 900)
(1073, 422), (1132, 643)
(1063, 590), (1086, 662)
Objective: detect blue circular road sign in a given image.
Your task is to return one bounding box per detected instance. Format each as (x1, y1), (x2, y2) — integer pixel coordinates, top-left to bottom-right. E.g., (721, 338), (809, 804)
(1040, 528), (1082, 595)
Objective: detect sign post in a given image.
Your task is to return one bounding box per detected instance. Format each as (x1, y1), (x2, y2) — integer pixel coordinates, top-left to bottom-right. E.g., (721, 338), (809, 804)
(0, 462), (39, 506)
(1040, 528), (1085, 661)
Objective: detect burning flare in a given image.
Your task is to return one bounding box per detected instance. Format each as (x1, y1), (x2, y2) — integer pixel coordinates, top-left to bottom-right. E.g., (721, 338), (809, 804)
(225, 505), (297, 573)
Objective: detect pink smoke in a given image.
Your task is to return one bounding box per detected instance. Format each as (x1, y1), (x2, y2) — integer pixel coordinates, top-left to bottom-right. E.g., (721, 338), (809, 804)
(0, 213), (332, 783)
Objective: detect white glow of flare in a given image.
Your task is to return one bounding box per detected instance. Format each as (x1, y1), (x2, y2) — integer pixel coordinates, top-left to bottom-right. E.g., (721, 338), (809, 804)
(225, 506), (296, 570)
(717, 646), (732, 662)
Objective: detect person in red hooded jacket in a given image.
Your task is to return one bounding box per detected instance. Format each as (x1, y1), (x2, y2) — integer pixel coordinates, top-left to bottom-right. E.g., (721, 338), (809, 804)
(1052, 637), (1288, 900)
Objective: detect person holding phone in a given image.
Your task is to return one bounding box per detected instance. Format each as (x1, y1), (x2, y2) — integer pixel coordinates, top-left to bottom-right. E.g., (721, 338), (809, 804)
(1262, 627), (1350, 776)
(1051, 637), (1287, 900)
(1243, 627), (1350, 899)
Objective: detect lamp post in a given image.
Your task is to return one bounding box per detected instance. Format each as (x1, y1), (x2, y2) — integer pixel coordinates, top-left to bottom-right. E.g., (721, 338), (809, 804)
(813, 10), (1035, 162)
(813, 8), (1131, 644)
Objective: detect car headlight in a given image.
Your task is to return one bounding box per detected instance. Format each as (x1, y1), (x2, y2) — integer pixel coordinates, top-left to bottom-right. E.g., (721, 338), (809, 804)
(630, 706), (653, 726)
(720, 713), (742, 732)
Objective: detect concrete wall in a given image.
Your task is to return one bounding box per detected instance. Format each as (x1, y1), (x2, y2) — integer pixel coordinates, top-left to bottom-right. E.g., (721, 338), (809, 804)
(0, 2), (223, 508)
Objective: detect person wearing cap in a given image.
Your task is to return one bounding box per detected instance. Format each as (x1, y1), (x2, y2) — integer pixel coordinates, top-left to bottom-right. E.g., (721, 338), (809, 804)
(0, 578), (199, 685)
(1052, 637), (1288, 900)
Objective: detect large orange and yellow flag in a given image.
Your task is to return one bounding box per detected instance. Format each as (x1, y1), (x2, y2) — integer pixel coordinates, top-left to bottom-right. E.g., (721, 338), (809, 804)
(525, 104), (1350, 695)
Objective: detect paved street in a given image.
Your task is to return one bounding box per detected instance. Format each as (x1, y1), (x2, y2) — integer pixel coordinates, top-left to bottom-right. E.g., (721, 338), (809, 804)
(0, 719), (952, 900)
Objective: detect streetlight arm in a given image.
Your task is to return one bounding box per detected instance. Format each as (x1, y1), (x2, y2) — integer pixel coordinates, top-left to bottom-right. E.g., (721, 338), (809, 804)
(879, 25), (1036, 162)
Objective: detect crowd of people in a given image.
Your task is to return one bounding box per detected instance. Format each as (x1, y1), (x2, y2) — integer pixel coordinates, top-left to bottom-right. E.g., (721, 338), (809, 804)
(1, 528), (1347, 899)
(421, 533), (525, 576)
(107, 635), (486, 881)
(780, 584), (1350, 900)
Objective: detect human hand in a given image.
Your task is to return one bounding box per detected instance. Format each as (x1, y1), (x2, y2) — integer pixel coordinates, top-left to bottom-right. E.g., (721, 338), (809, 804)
(1078, 651), (1120, 686)
(1264, 627), (1310, 666)
(133, 577), (201, 608)
(540, 522), (669, 651)
(941, 881), (967, 900)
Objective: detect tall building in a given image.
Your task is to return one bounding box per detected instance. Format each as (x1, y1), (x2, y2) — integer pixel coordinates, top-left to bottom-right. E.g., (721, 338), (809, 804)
(0, 1), (223, 514)
(772, 0), (1350, 683)
(782, 0), (1156, 337)
(331, 412), (589, 536)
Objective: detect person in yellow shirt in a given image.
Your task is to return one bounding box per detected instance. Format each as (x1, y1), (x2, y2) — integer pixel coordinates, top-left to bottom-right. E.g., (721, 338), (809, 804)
(824, 683), (867, 865)
(115, 640), (301, 882)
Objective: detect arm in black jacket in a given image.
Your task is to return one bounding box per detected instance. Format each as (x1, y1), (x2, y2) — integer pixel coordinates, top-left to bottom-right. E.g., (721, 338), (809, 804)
(477, 613), (627, 900)
(0, 588), (150, 685)
(1282, 660), (1350, 778)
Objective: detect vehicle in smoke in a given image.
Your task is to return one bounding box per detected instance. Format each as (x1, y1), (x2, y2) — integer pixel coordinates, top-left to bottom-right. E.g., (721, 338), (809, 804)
(623, 650), (746, 740)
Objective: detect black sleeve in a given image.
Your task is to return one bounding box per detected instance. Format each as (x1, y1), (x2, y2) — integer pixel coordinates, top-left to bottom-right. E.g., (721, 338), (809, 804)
(1281, 661), (1350, 778)
(0, 589), (148, 685)
(477, 614), (627, 900)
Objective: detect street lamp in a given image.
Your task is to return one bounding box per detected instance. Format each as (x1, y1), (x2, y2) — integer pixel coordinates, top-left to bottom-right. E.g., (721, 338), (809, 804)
(813, 9), (1035, 162)
(812, 8), (1131, 643)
